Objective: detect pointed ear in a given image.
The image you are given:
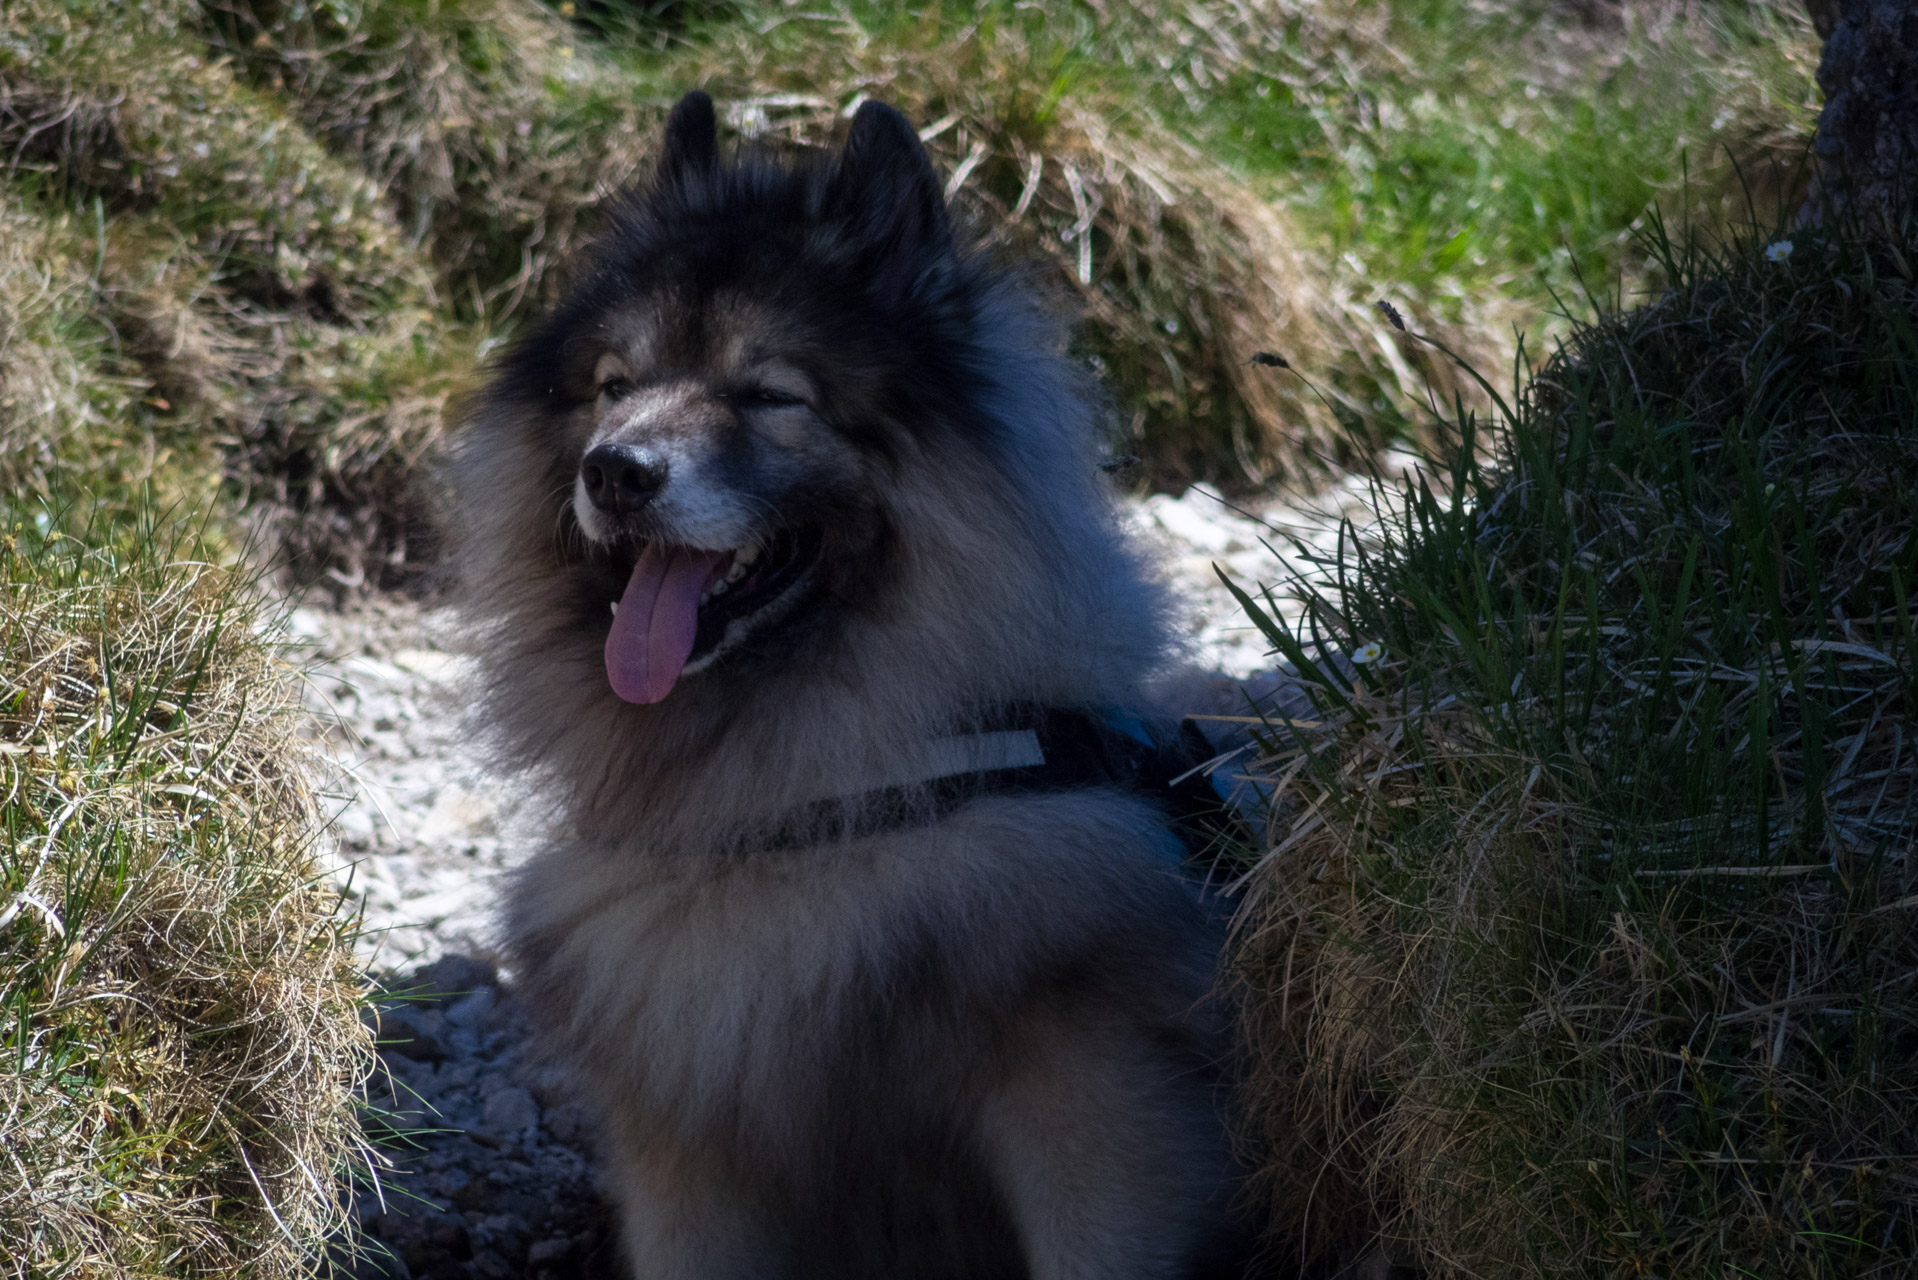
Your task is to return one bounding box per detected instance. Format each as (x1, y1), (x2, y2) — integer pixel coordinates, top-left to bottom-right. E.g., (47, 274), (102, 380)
(656, 90), (717, 187)
(831, 100), (953, 269)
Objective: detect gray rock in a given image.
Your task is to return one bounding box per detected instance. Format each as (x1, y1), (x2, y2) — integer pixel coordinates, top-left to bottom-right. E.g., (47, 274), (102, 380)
(481, 1081), (540, 1135)
(470, 1250), (516, 1280)
(542, 1103), (591, 1146)
(445, 988), (496, 1028)
(414, 954), (499, 1003)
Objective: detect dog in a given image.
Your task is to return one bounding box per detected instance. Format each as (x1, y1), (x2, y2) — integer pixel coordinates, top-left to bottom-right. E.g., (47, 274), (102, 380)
(452, 90), (1249, 1279)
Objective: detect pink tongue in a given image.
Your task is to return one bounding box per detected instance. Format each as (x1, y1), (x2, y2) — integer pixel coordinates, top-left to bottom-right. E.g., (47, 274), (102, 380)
(605, 546), (731, 704)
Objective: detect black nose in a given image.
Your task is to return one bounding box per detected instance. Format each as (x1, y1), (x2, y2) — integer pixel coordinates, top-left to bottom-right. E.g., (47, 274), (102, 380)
(580, 444), (667, 515)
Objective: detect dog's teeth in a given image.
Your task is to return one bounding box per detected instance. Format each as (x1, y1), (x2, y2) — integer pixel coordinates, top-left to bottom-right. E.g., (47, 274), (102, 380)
(724, 561), (748, 584)
(735, 543), (761, 567)
(609, 602), (618, 616)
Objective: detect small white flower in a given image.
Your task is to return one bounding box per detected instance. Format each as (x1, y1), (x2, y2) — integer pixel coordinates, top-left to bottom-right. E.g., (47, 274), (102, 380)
(1352, 641), (1385, 665)
(1765, 240), (1794, 263)
(1764, 483), (1776, 497)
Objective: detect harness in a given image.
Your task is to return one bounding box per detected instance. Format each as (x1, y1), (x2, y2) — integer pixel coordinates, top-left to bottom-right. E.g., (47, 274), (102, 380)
(766, 707), (1250, 868)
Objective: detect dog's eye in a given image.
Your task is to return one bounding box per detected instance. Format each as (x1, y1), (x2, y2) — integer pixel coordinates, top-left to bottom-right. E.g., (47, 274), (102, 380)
(730, 388), (805, 411)
(598, 376), (635, 401)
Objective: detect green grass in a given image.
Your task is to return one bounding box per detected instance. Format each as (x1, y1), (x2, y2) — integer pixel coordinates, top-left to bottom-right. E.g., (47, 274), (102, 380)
(1161, 0), (1818, 303)
(1228, 208), (1918, 1276)
(3, 0), (1823, 520)
(3, 0), (463, 584)
(1, 10), (382, 1270)
(0, 505), (372, 1279)
(636, 0), (1818, 340)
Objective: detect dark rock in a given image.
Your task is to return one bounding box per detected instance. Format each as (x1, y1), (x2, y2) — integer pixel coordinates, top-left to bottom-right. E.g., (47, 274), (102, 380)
(412, 954), (500, 1003)
(339, 958), (618, 1279)
(495, 1188), (550, 1226)
(430, 1221), (473, 1260)
(445, 987), (496, 1028)
(526, 1235), (575, 1267)
(542, 1103), (590, 1145)
(469, 1250), (516, 1280)
(1811, 0), (1918, 231)
(451, 1175), (493, 1214)
(372, 1003), (449, 1062)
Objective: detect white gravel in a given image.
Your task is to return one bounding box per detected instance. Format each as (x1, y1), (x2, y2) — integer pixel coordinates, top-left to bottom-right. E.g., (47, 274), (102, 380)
(298, 483), (1370, 1280)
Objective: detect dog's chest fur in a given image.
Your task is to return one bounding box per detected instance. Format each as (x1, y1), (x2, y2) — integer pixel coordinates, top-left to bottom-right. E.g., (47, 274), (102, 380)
(506, 788), (1206, 1149)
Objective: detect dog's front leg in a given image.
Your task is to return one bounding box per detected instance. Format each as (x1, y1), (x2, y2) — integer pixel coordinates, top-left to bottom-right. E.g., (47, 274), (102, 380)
(976, 1026), (1238, 1280)
(609, 1140), (778, 1280)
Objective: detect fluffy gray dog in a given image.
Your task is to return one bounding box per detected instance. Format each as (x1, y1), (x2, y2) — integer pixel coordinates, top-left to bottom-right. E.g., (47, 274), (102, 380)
(453, 90), (1248, 1280)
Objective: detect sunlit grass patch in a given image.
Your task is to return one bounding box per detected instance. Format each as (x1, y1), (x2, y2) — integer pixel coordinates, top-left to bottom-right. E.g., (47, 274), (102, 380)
(199, 0), (1370, 486)
(1142, 0), (1820, 300)
(1228, 210), (1918, 1276)
(3, 0), (466, 584)
(201, 0), (662, 325)
(0, 505), (373, 1278)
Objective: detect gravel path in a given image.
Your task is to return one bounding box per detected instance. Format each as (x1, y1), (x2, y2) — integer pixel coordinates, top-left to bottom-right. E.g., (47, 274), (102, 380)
(301, 483), (1366, 1280)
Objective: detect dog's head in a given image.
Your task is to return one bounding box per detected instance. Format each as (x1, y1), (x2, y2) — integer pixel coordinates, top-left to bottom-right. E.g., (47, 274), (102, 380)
(462, 91), (1160, 744)
(476, 91), (1026, 704)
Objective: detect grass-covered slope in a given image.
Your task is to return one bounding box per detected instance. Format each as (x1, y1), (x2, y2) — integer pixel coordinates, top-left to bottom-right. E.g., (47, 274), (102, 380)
(3, 0), (458, 586)
(2, 12), (378, 1273)
(0, 516), (371, 1278)
(1229, 216), (1918, 1277)
(6, 0), (1821, 532)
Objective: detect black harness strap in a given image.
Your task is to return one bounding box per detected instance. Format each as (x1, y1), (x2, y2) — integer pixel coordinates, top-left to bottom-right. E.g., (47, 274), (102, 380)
(762, 707), (1248, 865)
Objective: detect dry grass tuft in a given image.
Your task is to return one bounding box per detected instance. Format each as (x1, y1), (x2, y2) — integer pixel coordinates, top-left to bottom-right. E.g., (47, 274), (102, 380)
(0, 513), (373, 1278)
(200, 0), (658, 326)
(0, 200), (111, 499)
(2, 1), (462, 585)
(1228, 211), (1918, 1277)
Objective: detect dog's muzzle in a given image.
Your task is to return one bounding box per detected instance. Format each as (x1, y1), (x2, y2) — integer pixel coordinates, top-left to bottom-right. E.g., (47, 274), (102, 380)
(581, 443), (667, 515)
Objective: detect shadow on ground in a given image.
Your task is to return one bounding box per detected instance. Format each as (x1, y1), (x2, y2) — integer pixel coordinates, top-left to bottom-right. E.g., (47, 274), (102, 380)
(337, 955), (624, 1280)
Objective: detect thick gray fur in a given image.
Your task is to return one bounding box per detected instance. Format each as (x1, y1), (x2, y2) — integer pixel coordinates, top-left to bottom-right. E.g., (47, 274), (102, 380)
(452, 92), (1248, 1280)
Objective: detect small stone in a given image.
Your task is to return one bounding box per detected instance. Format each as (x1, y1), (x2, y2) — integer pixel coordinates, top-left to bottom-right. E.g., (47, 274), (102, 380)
(429, 1221), (472, 1260)
(481, 1209), (528, 1244)
(451, 1176), (492, 1213)
(496, 1188), (548, 1224)
(440, 1060), (479, 1089)
(527, 1235), (575, 1266)
(362, 1210), (407, 1240)
(371, 1004), (447, 1061)
(445, 987), (495, 1028)
(470, 1250), (516, 1280)
(412, 954), (499, 1003)
(481, 1082), (540, 1134)
(348, 1239), (412, 1279)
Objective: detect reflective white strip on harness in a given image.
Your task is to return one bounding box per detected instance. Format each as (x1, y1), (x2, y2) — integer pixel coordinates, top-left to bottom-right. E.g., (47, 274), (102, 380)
(835, 729), (1045, 798)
